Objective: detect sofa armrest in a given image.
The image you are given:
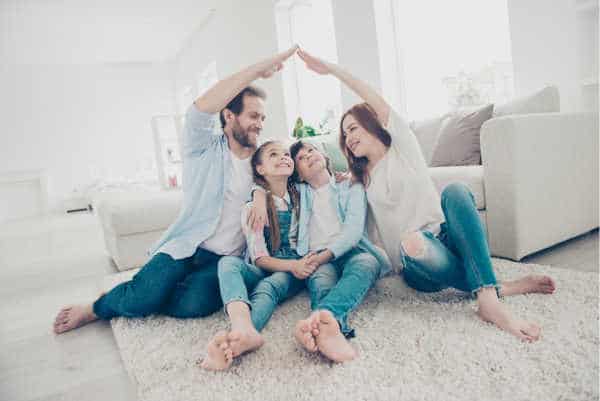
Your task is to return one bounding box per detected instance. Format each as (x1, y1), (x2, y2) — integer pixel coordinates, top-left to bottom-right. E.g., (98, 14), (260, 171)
(480, 112), (598, 260)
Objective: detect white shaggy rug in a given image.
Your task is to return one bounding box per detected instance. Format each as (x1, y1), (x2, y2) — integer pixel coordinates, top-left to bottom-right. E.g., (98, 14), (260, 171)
(107, 259), (599, 401)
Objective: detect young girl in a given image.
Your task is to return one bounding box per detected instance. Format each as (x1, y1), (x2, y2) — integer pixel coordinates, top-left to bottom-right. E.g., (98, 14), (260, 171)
(297, 49), (556, 342)
(200, 141), (317, 371)
(288, 140), (391, 362)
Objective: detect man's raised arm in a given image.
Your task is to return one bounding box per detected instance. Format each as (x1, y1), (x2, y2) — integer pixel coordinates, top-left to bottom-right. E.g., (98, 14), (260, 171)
(194, 45), (298, 113)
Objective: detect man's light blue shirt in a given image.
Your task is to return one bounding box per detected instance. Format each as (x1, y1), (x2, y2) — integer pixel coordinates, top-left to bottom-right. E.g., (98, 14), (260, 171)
(148, 105), (235, 260)
(295, 177), (392, 277)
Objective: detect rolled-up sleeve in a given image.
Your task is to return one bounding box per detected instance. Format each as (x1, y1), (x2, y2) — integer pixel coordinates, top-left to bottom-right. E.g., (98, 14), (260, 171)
(183, 104), (221, 158)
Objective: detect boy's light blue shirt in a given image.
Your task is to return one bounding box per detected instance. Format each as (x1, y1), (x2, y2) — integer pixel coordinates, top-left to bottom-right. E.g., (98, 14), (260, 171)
(295, 177), (392, 277)
(148, 104), (234, 260)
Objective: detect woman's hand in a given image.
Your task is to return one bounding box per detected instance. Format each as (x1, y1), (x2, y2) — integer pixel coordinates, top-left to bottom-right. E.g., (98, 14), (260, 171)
(255, 45), (299, 79)
(297, 49), (333, 75)
(297, 48), (390, 125)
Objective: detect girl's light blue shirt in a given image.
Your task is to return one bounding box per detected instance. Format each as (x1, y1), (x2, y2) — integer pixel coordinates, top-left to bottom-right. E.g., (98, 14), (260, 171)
(295, 177), (392, 277)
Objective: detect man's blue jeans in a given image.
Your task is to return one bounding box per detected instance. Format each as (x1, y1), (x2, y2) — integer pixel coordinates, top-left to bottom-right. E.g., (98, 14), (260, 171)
(307, 249), (381, 336)
(93, 247), (223, 319)
(218, 256), (304, 331)
(401, 183), (500, 295)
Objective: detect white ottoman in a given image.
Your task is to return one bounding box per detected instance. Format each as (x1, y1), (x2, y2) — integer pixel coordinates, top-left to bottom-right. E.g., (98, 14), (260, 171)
(93, 190), (182, 271)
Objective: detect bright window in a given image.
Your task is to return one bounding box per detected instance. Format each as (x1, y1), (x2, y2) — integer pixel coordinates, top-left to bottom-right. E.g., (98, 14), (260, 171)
(392, 0), (515, 120)
(275, 0), (342, 138)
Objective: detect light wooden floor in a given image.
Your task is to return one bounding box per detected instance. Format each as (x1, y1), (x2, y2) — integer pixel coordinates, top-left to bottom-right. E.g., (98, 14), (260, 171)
(0, 213), (597, 401)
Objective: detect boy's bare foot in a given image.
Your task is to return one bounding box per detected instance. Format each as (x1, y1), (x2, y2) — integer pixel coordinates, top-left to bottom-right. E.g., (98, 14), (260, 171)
(53, 304), (98, 334)
(477, 288), (541, 342)
(199, 331), (233, 371)
(227, 329), (264, 357)
(500, 275), (556, 297)
(313, 310), (357, 362)
(294, 318), (318, 352)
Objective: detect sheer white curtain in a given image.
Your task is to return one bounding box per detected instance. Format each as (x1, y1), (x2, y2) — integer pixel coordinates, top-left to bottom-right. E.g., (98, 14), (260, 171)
(275, 0), (342, 136)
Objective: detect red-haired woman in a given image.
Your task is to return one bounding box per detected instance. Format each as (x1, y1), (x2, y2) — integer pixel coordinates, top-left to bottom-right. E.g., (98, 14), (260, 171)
(297, 49), (555, 342)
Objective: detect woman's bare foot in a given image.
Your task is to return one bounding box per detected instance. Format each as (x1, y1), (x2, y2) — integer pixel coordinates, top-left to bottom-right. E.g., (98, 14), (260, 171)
(227, 328), (264, 357)
(500, 275), (556, 297)
(199, 331), (233, 371)
(294, 318), (318, 352)
(477, 288), (541, 342)
(313, 310), (357, 362)
(53, 304), (98, 334)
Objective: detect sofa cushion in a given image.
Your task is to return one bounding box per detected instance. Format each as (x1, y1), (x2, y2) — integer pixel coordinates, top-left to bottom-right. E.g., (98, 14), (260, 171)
(321, 140), (348, 172)
(410, 115), (447, 165)
(428, 165), (486, 210)
(493, 85), (560, 117)
(430, 104), (494, 167)
(94, 190), (182, 236)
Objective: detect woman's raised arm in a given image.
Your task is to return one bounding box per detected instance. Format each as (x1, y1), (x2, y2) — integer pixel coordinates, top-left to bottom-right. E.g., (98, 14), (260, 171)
(297, 49), (390, 126)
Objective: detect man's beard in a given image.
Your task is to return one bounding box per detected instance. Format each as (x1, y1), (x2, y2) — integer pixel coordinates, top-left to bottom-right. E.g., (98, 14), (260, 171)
(232, 122), (257, 149)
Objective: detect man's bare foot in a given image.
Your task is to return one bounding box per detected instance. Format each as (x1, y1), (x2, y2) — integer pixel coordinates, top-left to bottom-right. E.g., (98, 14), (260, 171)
(477, 289), (541, 342)
(53, 304), (98, 334)
(294, 318), (318, 352)
(199, 331), (233, 371)
(313, 310), (357, 362)
(500, 275), (556, 297)
(227, 328), (264, 357)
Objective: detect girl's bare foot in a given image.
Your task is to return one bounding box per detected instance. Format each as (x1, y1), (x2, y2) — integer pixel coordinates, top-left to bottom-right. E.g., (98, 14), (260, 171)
(313, 310), (357, 362)
(199, 331), (233, 371)
(477, 288), (541, 342)
(227, 329), (264, 357)
(500, 275), (556, 297)
(294, 318), (318, 352)
(53, 304), (98, 334)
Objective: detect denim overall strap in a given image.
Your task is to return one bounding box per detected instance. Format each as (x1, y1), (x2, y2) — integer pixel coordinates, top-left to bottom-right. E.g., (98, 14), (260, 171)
(264, 202), (299, 260)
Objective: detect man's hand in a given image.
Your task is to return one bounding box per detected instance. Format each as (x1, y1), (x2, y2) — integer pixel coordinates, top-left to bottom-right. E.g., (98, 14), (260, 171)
(297, 49), (333, 75)
(290, 252), (319, 279)
(194, 45), (298, 113)
(247, 190), (269, 232)
(255, 45), (299, 79)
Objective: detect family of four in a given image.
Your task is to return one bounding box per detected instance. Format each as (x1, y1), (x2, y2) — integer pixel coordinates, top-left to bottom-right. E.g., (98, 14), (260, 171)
(53, 46), (556, 370)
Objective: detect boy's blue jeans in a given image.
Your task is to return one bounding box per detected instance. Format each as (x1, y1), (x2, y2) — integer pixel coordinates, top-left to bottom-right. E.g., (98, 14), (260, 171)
(401, 183), (500, 296)
(307, 249), (381, 337)
(218, 256), (304, 331)
(93, 247), (223, 319)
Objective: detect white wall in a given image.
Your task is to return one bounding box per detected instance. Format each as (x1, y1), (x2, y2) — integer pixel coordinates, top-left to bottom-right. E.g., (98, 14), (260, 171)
(173, 0), (288, 141)
(506, 0), (581, 111)
(331, 0), (383, 111)
(0, 62), (174, 210)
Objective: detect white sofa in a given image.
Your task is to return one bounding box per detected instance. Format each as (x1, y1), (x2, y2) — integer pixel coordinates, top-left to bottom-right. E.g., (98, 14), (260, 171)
(424, 112), (598, 261)
(95, 99), (598, 271)
(480, 112), (598, 260)
(94, 190), (182, 270)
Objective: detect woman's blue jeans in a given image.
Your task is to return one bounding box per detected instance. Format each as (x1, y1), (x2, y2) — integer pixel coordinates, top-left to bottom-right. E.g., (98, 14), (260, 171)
(401, 183), (499, 296)
(93, 247), (223, 319)
(307, 249), (381, 337)
(218, 256), (304, 332)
